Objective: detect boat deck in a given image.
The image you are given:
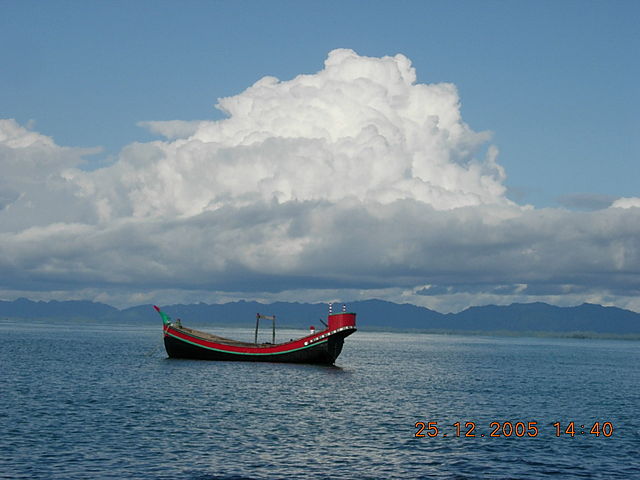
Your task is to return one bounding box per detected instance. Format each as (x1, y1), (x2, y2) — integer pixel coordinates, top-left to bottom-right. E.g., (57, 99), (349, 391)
(172, 325), (298, 348)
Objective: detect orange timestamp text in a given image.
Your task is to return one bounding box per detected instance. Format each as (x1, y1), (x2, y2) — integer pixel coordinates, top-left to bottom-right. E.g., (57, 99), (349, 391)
(415, 421), (614, 438)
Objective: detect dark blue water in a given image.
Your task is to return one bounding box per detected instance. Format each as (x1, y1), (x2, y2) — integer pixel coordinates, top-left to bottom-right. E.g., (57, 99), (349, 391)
(1, 320), (639, 479)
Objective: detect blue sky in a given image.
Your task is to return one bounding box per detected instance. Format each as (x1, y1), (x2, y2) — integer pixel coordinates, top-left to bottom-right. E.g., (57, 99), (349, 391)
(1, 1), (639, 311)
(3, 0), (638, 206)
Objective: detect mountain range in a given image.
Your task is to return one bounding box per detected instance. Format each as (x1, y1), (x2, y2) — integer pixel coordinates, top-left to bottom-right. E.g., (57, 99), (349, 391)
(1, 298), (639, 336)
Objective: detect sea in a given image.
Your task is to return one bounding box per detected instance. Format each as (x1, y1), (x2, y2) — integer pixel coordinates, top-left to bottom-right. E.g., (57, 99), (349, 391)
(1, 320), (639, 480)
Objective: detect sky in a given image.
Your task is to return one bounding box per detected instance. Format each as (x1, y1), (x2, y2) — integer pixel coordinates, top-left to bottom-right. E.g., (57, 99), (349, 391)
(1, 0), (639, 313)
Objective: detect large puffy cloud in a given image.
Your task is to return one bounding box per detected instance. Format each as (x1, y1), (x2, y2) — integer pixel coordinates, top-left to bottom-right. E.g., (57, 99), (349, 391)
(1, 49), (639, 312)
(69, 49), (509, 221)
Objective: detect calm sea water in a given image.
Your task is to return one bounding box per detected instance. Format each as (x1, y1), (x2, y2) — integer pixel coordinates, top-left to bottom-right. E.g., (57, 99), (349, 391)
(1, 320), (639, 479)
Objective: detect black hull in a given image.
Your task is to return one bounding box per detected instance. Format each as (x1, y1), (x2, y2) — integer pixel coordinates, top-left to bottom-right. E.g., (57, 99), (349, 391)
(164, 330), (354, 365)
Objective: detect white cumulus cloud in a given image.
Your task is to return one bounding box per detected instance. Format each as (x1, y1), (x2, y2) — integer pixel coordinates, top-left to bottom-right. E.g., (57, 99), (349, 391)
(0, 49), (639, 312)
(0, 119), (99, 231)
(611, 197), (640, 209)
(70, 48), (510, 221)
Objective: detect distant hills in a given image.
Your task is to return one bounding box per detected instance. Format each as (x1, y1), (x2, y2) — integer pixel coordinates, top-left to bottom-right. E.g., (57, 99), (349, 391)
(1, 297), (639, 337)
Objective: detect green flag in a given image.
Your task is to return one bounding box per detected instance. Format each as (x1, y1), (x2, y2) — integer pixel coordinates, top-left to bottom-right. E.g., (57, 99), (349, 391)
(153, 305), (172, 326)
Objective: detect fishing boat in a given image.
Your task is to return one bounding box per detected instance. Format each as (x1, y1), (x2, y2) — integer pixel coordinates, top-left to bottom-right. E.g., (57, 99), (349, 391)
(154, 304), (356, 365)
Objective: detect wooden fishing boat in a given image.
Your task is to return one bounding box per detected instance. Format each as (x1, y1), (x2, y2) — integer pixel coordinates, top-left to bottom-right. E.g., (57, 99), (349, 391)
(154, 305), (356, 365)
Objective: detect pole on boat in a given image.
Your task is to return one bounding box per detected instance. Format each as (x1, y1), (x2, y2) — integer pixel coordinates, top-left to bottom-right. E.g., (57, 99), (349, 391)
(255, 313), (260, 344)
(256, 313), (277, 344)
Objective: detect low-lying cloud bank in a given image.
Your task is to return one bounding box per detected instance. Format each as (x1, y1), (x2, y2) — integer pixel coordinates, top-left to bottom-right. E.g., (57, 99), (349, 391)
(1, 49), (638, 312)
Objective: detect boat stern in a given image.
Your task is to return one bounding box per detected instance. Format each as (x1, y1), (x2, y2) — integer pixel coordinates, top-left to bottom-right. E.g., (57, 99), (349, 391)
(328, 311), (356, 330)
